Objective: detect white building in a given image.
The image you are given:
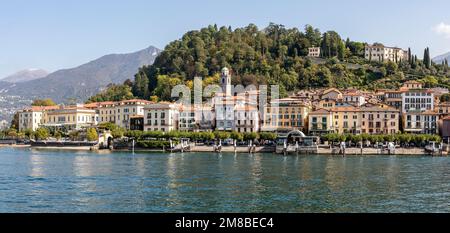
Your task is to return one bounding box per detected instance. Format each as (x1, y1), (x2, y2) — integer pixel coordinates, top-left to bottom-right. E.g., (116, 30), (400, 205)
(401, 89), (434, 113)
(234, 104), (259, 133)
(18, 106), (59, 131)
(178, 105), (196, 131)
(0, 120), (7, 130)
(113, 99), (152, 130)
(343, 92), (366, 107)
(365, 44), (409, 63)
(308, 47), (321, 57)
(220, 67), (232, 97)
(215, 96), (236, 131)
(403, 110), (439, 134)
(143, 102), (179, 132)
(196, 105), (215, 131)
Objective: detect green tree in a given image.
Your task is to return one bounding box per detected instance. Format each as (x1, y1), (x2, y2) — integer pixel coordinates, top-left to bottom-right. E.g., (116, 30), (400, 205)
(31, 98), (57, 106)
(35, 127), (50, 140)
(230, 131), (244, 141)
(87, 83), (134, 103)
(259, 132), (277, 141)
(86, 128), (98, 142)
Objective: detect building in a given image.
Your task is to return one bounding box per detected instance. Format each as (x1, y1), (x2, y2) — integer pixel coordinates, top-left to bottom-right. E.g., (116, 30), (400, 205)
(41, 105), (98, 131)
(321, 88), (342, 100)
(262, 98), (311, 133)
(308, 109), (334, 136)
(220, 67), (232, 97)
(402, 89), (434, 113)
(364, 44), (409, 63)
(0, 120), (7, 130)
(130, 116), (144, 131)
(440, 116), (450, 140)
(403, 80), (423, 89)
(342, 91), (366, 107)
(330, 105), (361, 134)
(18, 106), (59, 131)
(234, 104), (259, 133)
(437, 102), (450, 115)
(178, 105), (196, 131)
(308, 47), (321, 57)
(86, 101), (116, 124)
(360, 105), (400, 134)
(143, 102), (179, 132)
(215, 96), (238, 131)
(196, 105), (215, 132)
(383, 90), (403, 110)
(403, 110), (439, 134)
(113, 99), (152, 130)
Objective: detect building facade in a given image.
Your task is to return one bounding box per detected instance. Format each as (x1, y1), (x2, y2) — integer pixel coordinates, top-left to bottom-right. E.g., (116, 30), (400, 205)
(113, 99), (152, 130)
(403, 110), (439, 134)
(18, 106), (59, 131)
(402, 89), (434, 113)
(308, 47), (321, 57)
(42, 105), (98, 130)
(262, 98), (311, 133)
(308, 109), (334, 135)
(143, 102), (179, 132)
(234, 105), (259, 133)
(365, 44), (408, 63)
(360, 105), (400, 134)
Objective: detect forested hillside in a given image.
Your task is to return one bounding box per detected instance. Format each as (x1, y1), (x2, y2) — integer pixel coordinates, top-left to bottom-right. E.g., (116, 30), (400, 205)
(93, 23), (450, 102)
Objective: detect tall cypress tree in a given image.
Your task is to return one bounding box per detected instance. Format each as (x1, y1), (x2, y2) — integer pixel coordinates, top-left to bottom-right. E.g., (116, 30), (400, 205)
(423, 47), (431, 69)
(408, 48), (412, 64)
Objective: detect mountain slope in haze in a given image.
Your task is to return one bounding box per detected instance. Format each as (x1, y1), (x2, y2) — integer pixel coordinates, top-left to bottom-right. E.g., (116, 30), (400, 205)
(1, 69), (49, 83)
(1, 46), (161, 103)
(433, 52), (450, 64)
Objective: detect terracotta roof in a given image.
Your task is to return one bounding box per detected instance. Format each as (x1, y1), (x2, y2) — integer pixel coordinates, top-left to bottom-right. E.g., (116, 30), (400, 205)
(21, 105), (59, 112)
(117, 99), (153, 105)
(309, 109), (331, 115)
(330, 106), (360, 112)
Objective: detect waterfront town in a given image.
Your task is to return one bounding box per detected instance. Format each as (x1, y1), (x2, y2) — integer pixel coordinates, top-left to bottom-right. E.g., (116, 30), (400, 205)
(8, 75), (450, 149)
(1, 44), (449, 154)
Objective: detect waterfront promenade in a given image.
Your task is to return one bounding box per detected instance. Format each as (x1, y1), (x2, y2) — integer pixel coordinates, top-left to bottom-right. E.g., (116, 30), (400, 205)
(7, 143), (441, 156)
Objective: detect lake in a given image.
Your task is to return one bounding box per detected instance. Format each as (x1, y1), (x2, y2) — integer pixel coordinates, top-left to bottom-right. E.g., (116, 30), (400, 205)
(0, 147), (449, 212)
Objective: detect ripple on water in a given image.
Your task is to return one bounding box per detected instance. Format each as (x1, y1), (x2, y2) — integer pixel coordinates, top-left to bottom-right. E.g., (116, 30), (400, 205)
(1, 148), (450, 212)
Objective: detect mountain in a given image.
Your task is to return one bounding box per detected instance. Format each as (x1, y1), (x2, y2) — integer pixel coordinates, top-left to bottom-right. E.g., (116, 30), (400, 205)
(1, 69), (49, 83)
(0, 46), (160, 103)
(433, 52), (450, 64)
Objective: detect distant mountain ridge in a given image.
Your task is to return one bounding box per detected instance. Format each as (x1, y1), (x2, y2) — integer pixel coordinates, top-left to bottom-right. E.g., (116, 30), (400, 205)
(0, 69), (49, 83)
(0, 46), (161, 103)
(433, 51), (450, 64)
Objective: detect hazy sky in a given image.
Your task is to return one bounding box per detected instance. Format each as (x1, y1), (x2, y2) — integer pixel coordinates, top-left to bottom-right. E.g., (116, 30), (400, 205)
(1, 0), (450, 78)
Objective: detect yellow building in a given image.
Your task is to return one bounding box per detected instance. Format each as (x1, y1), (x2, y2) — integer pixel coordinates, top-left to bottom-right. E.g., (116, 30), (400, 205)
(42, 105), (98, 130)
(308, 109), (334, 135)
(262, 98), (311, 132)
(85, 101), (117, 124)
(330, 105), (361, 134)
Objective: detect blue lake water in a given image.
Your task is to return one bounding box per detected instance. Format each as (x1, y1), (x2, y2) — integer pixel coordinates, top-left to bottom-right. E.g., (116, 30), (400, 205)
(0, 147), (450, 212)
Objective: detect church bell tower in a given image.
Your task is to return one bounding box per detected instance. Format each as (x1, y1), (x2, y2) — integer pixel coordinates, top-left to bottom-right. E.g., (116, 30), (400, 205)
(221, 67), (232, 96)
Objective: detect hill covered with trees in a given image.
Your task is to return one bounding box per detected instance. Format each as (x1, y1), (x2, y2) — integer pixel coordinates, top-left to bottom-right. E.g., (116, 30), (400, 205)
(89, 23), (450, 102)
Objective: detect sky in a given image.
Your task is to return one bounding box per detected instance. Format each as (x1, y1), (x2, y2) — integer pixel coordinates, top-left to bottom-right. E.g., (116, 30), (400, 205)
(1, 0), (450, 78)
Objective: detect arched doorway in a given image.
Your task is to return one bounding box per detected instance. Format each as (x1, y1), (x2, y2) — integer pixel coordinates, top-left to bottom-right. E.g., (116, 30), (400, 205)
(286, 130), (306, 144)
(107, 136), (113, 148)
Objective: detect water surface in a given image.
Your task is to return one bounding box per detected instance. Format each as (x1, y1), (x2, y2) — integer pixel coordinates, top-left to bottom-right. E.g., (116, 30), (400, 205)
(0, 148), (449, 212)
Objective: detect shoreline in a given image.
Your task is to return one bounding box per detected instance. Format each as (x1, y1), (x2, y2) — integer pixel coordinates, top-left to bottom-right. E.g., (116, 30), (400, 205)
(1, 144), (443, 156)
